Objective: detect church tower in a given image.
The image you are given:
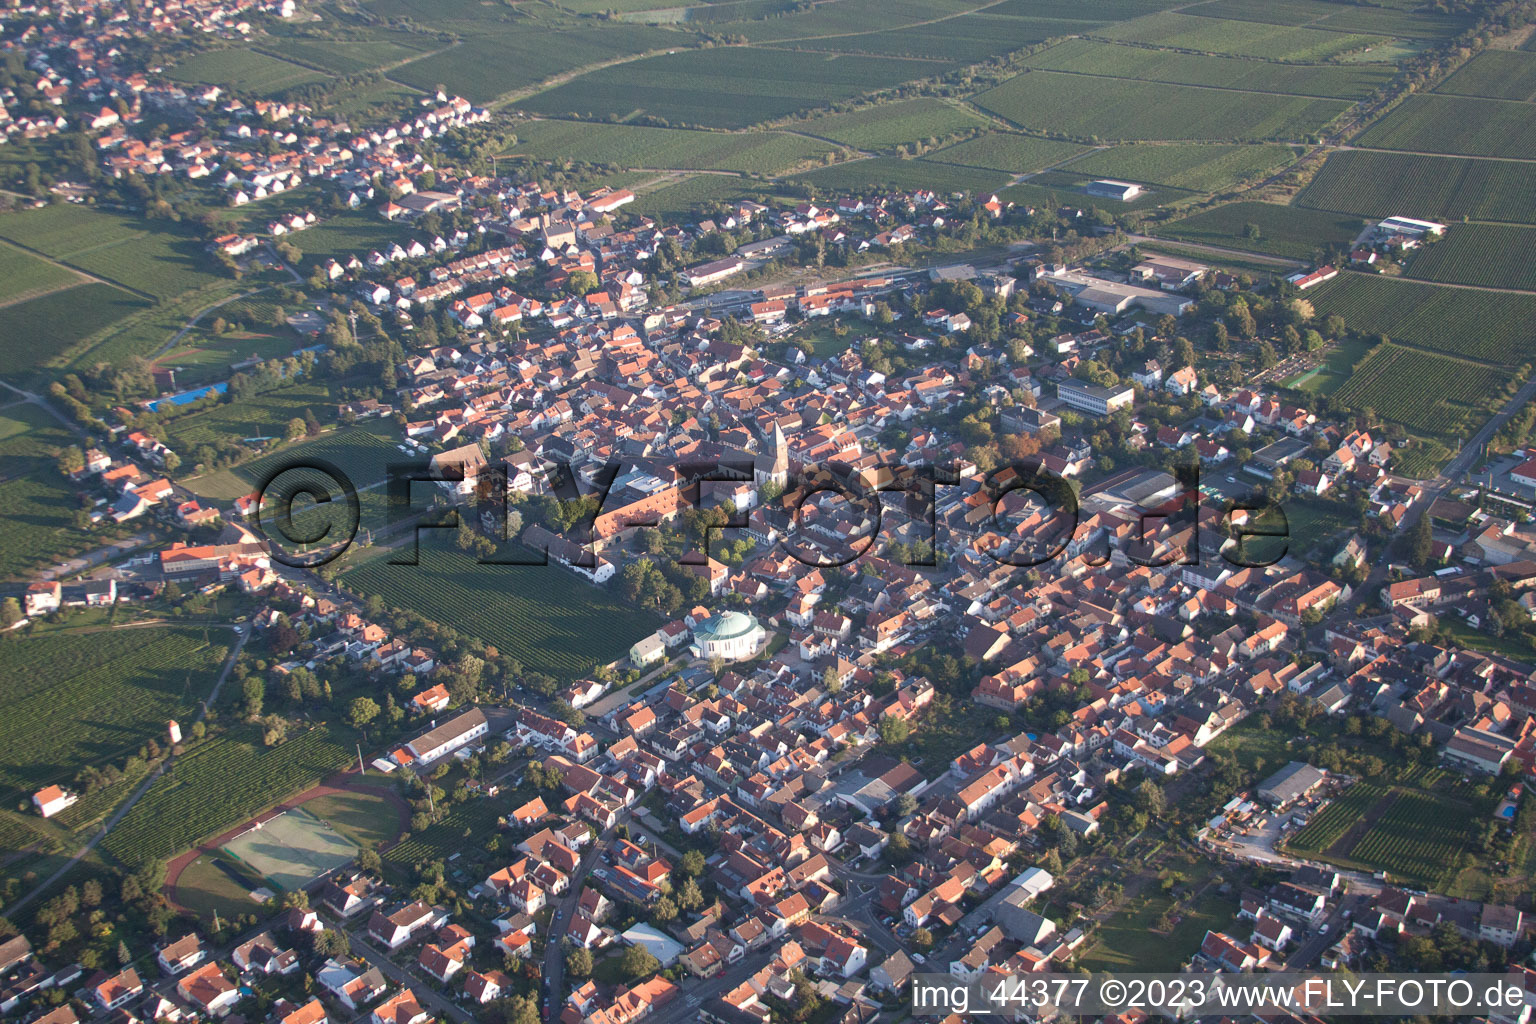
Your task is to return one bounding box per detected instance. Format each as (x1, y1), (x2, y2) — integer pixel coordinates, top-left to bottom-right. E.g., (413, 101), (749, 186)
(756, 422), (789, 489)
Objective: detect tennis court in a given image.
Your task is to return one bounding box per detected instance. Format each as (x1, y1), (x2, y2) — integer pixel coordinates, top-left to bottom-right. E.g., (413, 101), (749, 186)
(220, 806), (359, 892)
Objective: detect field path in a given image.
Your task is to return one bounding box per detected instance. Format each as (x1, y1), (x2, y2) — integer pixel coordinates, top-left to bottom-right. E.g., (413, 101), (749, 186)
(163, 770), (411, 912)
(153, 286), (272, 361)
(0, 275), (91, 311)
(0, 625), (248, 919)
(0, 233), (157, 302)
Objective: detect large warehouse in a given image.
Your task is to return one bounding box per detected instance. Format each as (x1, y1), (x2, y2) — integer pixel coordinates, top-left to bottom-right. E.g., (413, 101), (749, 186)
(1256, 761), (1326, 808)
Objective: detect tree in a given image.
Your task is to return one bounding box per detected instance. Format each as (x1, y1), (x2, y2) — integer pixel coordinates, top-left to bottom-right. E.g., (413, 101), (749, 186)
(286, 416), (307, 442)
(652, 895), (678, 924)
(620, 942), (660, 980)
(0, 597), (20, 628)
(1408, 511), (1433, 569)
(347, 697), (381, 730)
(911, 927), (934, 949)
(678, 877), (704, 911)
(502, 995), (541, 1024)
(241, 676), (265, 720)
(877, 716), (909, 745)
(566, 946), (594, 979)
(565, 270), (599, 297)
(681, 849), (706, 876)
(894, 792), (918, 817)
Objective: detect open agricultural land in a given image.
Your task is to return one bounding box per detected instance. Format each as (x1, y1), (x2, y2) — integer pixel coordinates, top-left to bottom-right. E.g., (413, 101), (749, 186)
(0, 627), (232, 805)
(1152, 202), (1365, 260)
(340, 545), (659, 678)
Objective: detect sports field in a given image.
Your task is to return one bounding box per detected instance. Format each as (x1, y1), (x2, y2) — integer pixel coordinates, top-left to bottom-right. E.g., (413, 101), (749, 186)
(221, 806), (358, 892)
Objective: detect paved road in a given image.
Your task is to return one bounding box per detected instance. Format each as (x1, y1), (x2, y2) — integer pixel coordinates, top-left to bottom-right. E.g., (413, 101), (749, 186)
(1, 625), (248, 917)
(543, 824), (617, 1011)
(346, 927), (475, 1024)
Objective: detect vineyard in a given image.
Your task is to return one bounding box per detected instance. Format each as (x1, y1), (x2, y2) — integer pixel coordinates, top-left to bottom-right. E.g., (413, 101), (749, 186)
(795, 98), (989, 151)
(1153, 201), (1363, 260)
(101, 725), (351, 867)
(1307, 274), (1536, 365)
(1332, 343), (1507, 437)
(1346, 790), (1481, 890)
(1286, 781), (1386, 854)
(1405, 224), (1536, 293)
(1353, 94), (1536, 160)
(504, 120), (835, 175)
(1099, 10), (1382, 60)
(0, 627), (231, 803)
(340, 545), (658, 678)
(1065, 144), (1298, 193)
(1435, 49), (1536, 102)
(1296, 150), (1536, 225)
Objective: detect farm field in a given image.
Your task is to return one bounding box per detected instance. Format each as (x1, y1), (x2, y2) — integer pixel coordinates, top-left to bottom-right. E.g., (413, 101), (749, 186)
(256, 35), (434, 76)
(1332, 343), (1508, 437)
(1100, 10), (1383, 60)
(974, 72), (1349, 142)
(340, 545), (659, 678)
(925, 133), (1088, 176)
(517, 47), (942, 129)
(0, 404), (96, 579)
(627, 174), (780, 221)
(1338, 789), (1488, 890)
(391, 24), (691, 104)
(1353, 94), (1536, 159)
(1405, 224), (1536, 293)
(0, 627), (232, 804)
(101, 725), (353, 867)
(1286, 782), (1388, 854)
(1307, 273), (1536, 364)
(229, 424), (403, 491)
(1184, 0), (1468, 38)
(287, 210), (417, 264)
(0, 241), (82, 305)
(0, 204), (224, 301)
(165, 381), (335, 454)
(793, 156), (1004, 195)
(167, 47), (330, 97)
(1023, 39), (1394, 98)
(1434, 49), (1536, 102)
(1295, 150), (1536, 224)
(0, 283), (151, 378)
(784, 13), (1105, 62)
(1153, 201), (1363, 260)
(792, 99), (989, 151)
(1066, 144), (1298, 192)
(504, 119), (835, 173)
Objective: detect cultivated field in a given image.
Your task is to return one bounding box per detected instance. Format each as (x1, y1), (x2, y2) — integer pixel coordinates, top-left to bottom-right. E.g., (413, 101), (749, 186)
(1100, 10), (1384, 60)
(167, 48), (329, 97)
(792, 98), (989, 151)
(0, 403), (93, 579)
(925, 133), (1087, 176)
(256, 34), (433, 76)
(165, 382), (335, 454)
(1066, 144), (1298, 192)
(0, 627), (232, 803)
(1154, 201), (1363, 259)
(1183, 0), (1468, 38)
(974, 72), (1349, 141)
(1434, 49), (1536, 102)
(793, 157), (1004, 195)
(0, 283), (151, 377)
(505, 119), (835, 174)
(341, 545), (659, 678)
(391, 24), (689, 104)
(1405, 224), (1536, 293)
(102, 725), (352, 867)
(1023, 39), (1394, 98)
(517, 47), (941, 129)
(1354, 94), (1536, 159)
(1332, 343), (1507, 435)
(1307, 274), (1536, 364)
(1295, 150), (1536, 224)
(0, 241), (82, 305)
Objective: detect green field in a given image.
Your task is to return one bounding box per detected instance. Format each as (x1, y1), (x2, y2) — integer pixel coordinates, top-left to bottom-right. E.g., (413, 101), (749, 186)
(1154, 201), (1362, 259)
(1307, 273), (1536, 364)
(1354, 94), (1536, 159)
(1184, 0), (1467, 38)
(785, 12), (1109, 62)
(0, 283), (150, 377)
(1295, 150), (1536, 224)
(1023, 39), (1394, 98)
(1101, 10), (1383, 60)
(626, 173), (779, 221)
(505, 119), (835, 173)
(1332, 342), (1508, 437)
(925, 133), (1088, 176)
(1405, 224), (1536, 292)
(1287, 781), (1388, 853)
(1067, 144), (1297, 192)
(793, 98), (989, 150)
(165, 382), (335, 454)
(518, 46), (942, 129)
(230, 425), (402, 491)
(0, 241), (82, 305)
(1435, 49), (1536, 102)
(0, 205), (225, 302)
(167, 47), (330, 97)
(0, 627), (232, 803)
(341, 544), (660, 678)
(392, 24), (692, 104)
(793, 157), (1004, 195)
(256, 35), (434, 76)
(1295, 783), (1491, 890)
(975, 71), (1349, 141)
(102, 725), (352, 867)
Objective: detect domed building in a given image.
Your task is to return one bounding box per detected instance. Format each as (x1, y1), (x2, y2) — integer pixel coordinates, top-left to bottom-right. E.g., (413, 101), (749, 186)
(691, 610), (768, 662)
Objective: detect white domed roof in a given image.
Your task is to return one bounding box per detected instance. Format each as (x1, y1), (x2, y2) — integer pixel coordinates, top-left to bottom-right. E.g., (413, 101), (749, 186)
(695, 610), (759, 641)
